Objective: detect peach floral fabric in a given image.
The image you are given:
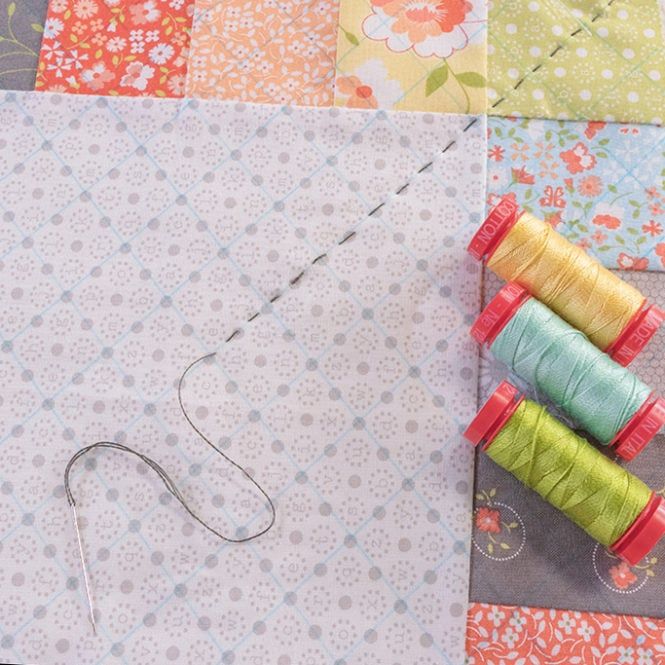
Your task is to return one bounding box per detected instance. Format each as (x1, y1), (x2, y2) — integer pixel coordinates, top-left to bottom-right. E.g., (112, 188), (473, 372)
(36, 0), (193, 97)
(185, 0), (339, 106)
(467, 603), (665, 664)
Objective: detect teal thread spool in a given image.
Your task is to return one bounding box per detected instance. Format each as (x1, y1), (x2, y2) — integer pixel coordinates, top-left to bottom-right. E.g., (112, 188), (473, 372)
(471, 283), (665, 460)
(465, 381), (665, 565)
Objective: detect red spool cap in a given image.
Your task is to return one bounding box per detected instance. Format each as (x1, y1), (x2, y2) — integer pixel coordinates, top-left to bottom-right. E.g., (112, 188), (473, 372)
(612, 395), (665, 461)
(611, 494), (665, 566)
(606, 305), (664, 367)
(467, 196), (520, 262)
(471, 282), (531, 347)
(463, 381), (524, 450)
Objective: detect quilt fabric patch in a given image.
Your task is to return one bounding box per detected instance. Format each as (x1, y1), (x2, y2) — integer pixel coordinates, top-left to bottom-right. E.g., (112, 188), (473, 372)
(466, 602), (665, 665)
(0, 90), (485, 665)
(334, 0), (487, 113)
(488, 0), (665, 124)
(185, 0), (339, 106)
(0, 0), (48, 90)
(487, 116), (665, 271)
(36, 0), (193, 97)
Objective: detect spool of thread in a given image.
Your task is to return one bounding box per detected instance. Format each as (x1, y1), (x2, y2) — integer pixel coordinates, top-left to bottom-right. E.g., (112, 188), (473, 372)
(471, 282), (665, 460)
(465, 381), (665, 565)
(467, 196), (664, 365)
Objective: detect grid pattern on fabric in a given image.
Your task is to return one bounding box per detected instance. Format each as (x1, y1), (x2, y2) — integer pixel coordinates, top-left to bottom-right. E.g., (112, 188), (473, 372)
(0, 90), (485, 665)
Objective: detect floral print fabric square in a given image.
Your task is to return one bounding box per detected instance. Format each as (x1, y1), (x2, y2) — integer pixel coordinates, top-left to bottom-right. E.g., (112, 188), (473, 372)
(487, 117), (665, 271)
(466, 603), (665, 665)
(488, 0), (665, 124)
(334, 0), (487, 112)
(185, 0), (339, 105)
(36, 0), (193, 97)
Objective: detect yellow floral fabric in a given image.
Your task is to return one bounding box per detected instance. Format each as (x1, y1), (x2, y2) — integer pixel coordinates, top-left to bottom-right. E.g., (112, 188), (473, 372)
(334, 0), (487, 113)
(488, 0), (665, 124)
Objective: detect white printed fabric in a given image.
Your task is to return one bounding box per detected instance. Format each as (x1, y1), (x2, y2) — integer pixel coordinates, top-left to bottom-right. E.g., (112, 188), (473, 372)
(0, 91), (485, 665)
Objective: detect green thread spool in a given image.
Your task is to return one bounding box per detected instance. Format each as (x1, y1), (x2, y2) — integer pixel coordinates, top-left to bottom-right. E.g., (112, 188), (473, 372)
(471, 282), (665, 460)
(465, 381), (665, 564)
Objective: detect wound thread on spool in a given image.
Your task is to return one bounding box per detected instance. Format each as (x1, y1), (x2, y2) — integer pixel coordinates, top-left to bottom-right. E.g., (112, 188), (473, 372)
(465, 381), (665, 565)
(471, 282), (665, 460)
(467, 196), (664, 365)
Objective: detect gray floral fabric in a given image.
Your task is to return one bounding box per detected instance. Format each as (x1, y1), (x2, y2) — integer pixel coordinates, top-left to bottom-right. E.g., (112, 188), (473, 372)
(0, 1), (46, 90)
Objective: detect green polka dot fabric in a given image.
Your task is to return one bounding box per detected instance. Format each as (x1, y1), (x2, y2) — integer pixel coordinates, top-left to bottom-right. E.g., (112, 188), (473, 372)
(488, 0), (665, 124)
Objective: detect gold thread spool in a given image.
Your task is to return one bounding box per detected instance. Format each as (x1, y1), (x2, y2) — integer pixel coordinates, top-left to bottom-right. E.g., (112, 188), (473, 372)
(467, 196), (663, 364)
(488, 211), (643, 349)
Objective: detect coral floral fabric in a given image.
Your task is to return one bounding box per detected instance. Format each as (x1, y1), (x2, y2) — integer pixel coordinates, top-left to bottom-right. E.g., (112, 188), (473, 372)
(36, 0), (193, 97)
(467, 603), (665, 664)
(185, 0), (339, 105)
(487, 117), (665, 271)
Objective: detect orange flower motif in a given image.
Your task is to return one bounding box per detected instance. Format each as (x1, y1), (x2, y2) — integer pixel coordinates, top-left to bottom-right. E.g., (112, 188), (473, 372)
(336, 76), (378, 109)
(584, 121), (606, 139)
(544, 211), (562, 228)
(560, 143), (596, 174)
(642, 221), (662, 237)
(617, 253), (648, 270)
(475, 507), (501, 534)
(657, 243), (665, 268)
(577, 175), (601, 198)
(609, 561), (638, 589)
(363, 0), (475, 58)
(511, 166), (534, 185)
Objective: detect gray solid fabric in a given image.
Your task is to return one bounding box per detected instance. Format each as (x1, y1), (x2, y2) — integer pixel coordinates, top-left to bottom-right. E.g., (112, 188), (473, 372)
(469, 269), (665, 618)
(0, 0), (47, 90)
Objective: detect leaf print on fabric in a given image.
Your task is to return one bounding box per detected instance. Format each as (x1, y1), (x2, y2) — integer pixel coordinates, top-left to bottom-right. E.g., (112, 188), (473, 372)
(36, 0), (193, 97)
(487, 117), (665, 271)
(472, 488), (525, 560)
(0, 0), (48, 90)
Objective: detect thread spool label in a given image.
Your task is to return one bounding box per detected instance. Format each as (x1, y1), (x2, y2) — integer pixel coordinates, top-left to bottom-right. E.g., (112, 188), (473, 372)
(471, 282), (529, 346)
(609, 305), (664, 367)
(614, 397), (665, 460)
(467, 196), (518, 261)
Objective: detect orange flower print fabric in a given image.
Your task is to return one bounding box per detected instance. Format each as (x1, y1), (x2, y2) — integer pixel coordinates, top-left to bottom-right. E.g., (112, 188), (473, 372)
(185, 0), (339, 106)
(487, 117), (665, 271)
(36, 0), (193, 97)
(466, 603), (665, 665)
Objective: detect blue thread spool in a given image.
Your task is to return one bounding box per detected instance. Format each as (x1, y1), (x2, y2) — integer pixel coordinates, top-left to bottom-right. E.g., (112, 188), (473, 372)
(471, 282), (665, 460)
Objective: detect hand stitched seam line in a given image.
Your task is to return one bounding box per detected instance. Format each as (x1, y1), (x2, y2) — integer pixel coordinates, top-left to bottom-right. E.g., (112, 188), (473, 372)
(490, 0), (616, 111)
(220, 116), (479, 345)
